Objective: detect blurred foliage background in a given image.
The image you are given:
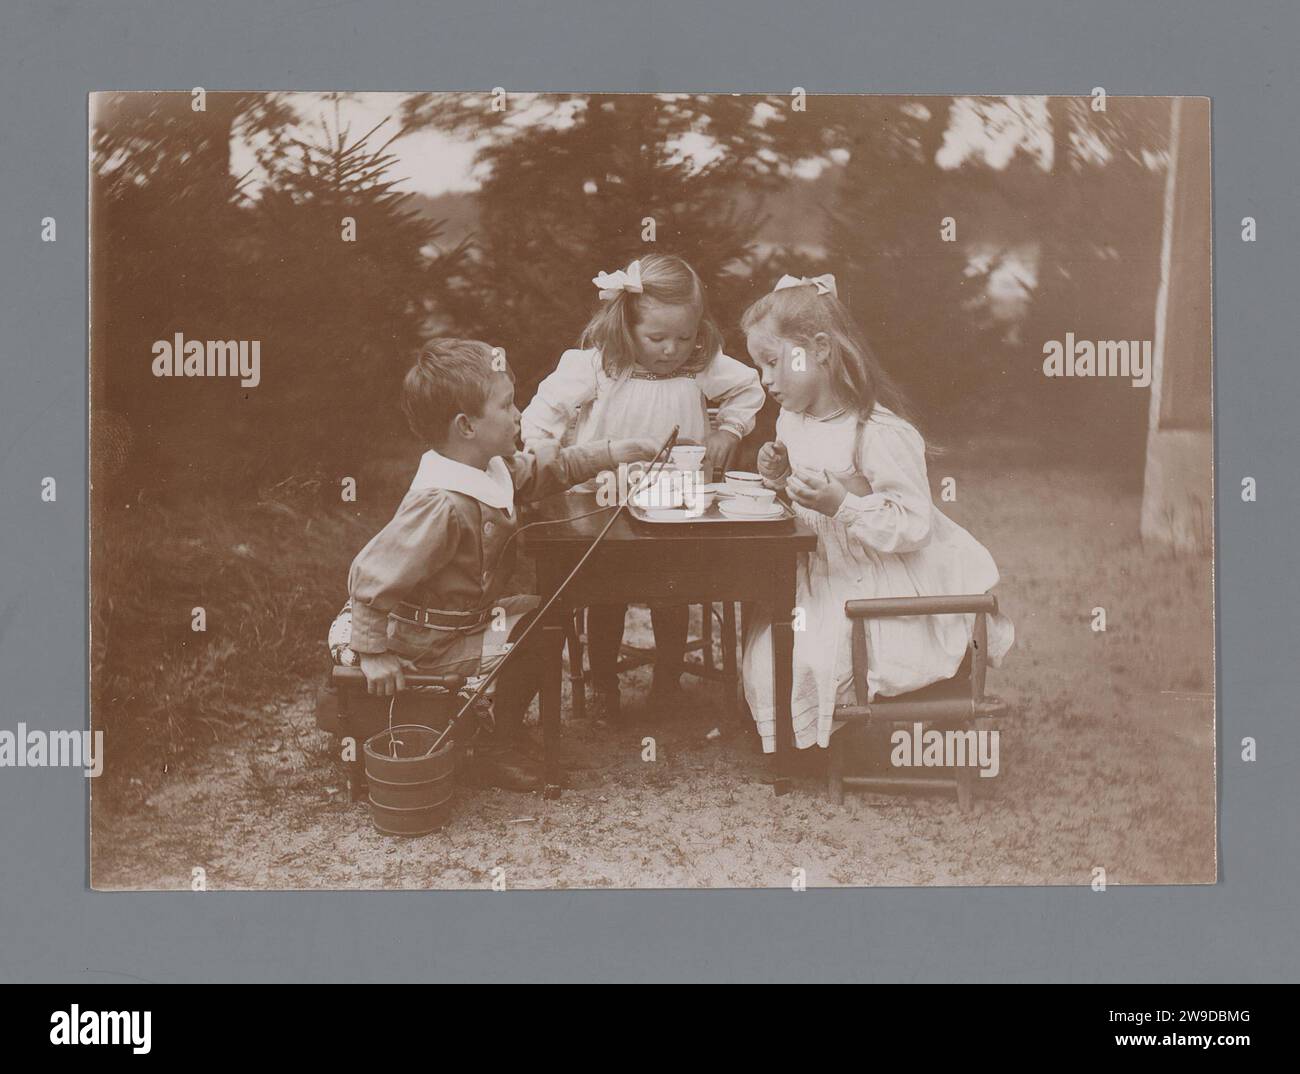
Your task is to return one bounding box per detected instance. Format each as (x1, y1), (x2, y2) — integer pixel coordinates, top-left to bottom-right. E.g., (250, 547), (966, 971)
(93, 91), (1170, 502)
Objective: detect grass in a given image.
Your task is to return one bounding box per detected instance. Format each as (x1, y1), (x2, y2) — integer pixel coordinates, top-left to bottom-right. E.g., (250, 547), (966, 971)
(91, 470), (398, 794)
(89, 452), (1217, 888)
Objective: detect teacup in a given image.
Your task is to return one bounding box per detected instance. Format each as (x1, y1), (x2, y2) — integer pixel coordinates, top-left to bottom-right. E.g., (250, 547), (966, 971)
(669, 445), (707, 472)
(723, 491), (778, 515)
(682, 487), (717, 515)
(724, 470), (764, 494)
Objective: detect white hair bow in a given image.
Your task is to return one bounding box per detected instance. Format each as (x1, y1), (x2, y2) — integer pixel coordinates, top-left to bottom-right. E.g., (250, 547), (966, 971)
(774, 273), (837, 298)
(593, 260), (644, 300)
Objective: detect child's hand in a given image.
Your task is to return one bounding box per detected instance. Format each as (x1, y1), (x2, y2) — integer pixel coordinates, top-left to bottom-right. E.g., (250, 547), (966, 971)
(704, 430), (740, 474)
(787, 466), (848, 517)
(757, 440), (791, 488)
(610, 437), (662, 465)
(359, 651), (406, 697)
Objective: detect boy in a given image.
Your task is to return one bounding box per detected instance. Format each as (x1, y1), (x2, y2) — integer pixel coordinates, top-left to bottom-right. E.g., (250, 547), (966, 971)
(336, 339), (658, 790)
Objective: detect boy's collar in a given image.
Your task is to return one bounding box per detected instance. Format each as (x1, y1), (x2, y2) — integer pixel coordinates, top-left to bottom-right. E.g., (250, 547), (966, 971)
(410, 448), (515, 513)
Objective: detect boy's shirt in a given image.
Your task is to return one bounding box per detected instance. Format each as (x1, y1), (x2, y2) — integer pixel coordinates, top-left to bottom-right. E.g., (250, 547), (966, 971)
(347, 440), (615, 663)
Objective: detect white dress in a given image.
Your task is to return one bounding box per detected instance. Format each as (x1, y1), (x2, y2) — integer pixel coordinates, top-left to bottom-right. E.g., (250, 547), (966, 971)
(742, 406), (1015, 752)
(521, 347), (766, 459)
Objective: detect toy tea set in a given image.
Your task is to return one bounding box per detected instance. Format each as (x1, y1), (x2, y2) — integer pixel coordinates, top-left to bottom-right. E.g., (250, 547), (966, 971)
(626, 444), (793, 525)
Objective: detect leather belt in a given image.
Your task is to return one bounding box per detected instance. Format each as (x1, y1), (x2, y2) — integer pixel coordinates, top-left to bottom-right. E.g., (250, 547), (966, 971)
(390, 602), (494, 632)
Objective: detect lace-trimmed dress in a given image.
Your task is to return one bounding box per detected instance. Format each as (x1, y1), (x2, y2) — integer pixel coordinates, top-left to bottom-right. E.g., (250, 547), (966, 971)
(742, 406), (1014, 752)
(520, 347), (765, 472)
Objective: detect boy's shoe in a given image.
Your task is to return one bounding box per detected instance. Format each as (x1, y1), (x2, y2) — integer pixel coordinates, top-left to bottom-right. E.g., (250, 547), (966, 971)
(473, 739), (543, 792)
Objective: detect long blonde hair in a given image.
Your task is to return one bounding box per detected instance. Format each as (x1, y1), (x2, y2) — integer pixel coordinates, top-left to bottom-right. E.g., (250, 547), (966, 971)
(579, 253), (725, 376)
(741, 279), (914, 427)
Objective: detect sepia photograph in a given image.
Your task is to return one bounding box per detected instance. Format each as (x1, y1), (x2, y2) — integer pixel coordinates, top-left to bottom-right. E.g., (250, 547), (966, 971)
(88, 90), (1214, 890)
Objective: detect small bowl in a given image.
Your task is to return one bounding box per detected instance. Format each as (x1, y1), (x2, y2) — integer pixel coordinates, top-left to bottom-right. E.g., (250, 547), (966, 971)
(669, 445), (707, 471)
(631, 474), (684, 510)
(725, 470), (764, 493)
(682, 488), (717, 515)
(729, 485), (777, 506)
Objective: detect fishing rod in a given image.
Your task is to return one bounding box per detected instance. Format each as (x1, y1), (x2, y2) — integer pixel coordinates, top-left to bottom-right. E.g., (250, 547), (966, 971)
(423, 424), (682, 754)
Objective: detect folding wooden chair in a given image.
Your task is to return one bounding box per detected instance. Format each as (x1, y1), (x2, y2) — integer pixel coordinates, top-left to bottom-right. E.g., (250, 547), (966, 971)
(828, 594), (1009, 811)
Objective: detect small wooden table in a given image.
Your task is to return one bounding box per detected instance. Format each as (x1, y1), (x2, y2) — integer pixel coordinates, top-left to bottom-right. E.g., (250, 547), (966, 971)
(522, 492), (819, 797)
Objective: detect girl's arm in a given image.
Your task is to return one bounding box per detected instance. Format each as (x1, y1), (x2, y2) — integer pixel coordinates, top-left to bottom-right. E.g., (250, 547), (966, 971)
(346, 492), (462, 654)
(520, 348), (601, 449)
(832, 421), (933, 554)
(697, 352), (766, 441)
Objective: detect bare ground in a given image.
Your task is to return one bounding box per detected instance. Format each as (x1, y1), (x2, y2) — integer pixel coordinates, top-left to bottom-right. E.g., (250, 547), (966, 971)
(90, 463), (1216, 890)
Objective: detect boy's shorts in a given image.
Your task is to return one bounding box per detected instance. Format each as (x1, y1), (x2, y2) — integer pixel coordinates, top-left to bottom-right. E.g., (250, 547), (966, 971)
(328, 598), (537, 690)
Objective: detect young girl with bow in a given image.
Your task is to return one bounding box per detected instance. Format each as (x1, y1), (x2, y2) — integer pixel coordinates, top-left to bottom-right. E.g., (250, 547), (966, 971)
(740, 274), (1014, 753)
(521, 253), (765, 719)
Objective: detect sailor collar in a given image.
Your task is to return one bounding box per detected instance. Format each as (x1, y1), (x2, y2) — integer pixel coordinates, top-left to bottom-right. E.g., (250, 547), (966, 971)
(409, 449), (516, 515)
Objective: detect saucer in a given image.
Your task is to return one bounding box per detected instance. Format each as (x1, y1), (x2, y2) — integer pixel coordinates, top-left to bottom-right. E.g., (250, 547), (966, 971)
(718, 501), (784, 520)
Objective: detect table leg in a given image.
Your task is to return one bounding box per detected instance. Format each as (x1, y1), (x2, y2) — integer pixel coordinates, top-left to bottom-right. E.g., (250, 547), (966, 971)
(564, 609), (586, 722)
(721, 601), (738, 722)
(540, 615), (564, 800)
(770, 564), (796, 796)
(702, 602), (715, 673)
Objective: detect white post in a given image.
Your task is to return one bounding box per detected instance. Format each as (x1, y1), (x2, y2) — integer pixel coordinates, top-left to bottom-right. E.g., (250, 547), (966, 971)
(1139, 98), (1213, 553)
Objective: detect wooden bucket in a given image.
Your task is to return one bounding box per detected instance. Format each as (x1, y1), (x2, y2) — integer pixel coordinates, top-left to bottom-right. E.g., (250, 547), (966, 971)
(363, 724), (457, 836)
